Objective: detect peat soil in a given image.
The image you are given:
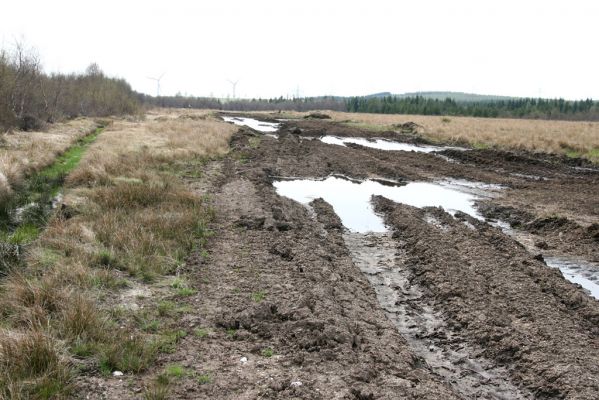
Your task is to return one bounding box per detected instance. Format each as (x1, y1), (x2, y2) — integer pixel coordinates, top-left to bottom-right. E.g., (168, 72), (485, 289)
(98, 118), (598, 398)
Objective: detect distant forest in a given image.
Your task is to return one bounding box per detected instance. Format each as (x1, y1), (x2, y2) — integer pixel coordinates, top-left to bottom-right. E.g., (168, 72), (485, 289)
(145, 93), (599, 121)
(345, 96), (599, 121)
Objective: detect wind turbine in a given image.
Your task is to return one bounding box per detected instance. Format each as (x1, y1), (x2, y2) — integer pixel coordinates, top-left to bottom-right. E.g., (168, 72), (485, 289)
(227, 78), (239, 99)
(147, 73), (165, 97)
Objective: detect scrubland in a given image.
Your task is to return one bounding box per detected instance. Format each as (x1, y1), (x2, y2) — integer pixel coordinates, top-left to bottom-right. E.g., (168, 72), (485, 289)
(0, 111), (235, 398)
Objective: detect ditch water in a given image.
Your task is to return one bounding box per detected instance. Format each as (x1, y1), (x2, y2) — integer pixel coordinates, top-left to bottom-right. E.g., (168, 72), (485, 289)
(273, 176), (490, 232)
(0, 126), (102, 267)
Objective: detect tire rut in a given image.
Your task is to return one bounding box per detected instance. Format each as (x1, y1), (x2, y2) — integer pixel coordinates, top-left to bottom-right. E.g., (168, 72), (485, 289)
(343, 231), (532, 400)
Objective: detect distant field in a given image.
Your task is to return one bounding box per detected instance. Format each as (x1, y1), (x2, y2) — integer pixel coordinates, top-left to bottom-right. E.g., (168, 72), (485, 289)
(323, 111), (599, 162)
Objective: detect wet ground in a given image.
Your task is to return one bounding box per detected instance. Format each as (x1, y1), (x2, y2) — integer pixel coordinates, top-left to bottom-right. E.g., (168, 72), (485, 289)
(157, 115), (599, 398)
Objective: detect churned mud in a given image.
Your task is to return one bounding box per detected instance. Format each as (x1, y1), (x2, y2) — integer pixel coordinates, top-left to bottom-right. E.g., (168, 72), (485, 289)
(112, 115), (599, 399)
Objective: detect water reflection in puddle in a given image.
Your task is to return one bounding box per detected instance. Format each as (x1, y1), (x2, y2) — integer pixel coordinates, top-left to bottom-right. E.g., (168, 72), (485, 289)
(545, 257), (599, 300)
(319, 136), (464, 153)
(492, 221), (599, 300)
(274, 176), (484, 233)
(222, 116), (280, 133)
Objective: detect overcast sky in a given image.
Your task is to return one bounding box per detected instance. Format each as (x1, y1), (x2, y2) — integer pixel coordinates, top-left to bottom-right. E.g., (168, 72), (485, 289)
(1, 0), (598, 99)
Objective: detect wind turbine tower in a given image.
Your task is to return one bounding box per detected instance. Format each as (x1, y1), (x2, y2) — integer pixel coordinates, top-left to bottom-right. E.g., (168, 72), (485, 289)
(147, 73), (165, 97)
(227, 79), (239, 99)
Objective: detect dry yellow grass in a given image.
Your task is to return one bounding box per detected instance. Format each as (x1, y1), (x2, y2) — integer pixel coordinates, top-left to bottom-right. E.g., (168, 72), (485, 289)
(0, 118), (97, 200)
(322, 111), (599, 161)
(0, 109), (236, 397)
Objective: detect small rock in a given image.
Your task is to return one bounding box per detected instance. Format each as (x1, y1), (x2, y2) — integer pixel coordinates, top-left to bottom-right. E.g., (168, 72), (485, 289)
(290, 381), (303, 387)
(240, 357), (248, 365)
(112, 371), (124, 377)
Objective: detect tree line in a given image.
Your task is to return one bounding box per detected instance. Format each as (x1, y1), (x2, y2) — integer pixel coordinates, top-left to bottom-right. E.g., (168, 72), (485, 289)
(138, 93), (346, 112)
(345, 95), (599, 121)
(0, 43), (139, 131)
(143, 93), (599, 121)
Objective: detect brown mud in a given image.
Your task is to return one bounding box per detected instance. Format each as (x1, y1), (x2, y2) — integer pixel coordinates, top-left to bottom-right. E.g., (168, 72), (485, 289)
(82, 116), (599, 398)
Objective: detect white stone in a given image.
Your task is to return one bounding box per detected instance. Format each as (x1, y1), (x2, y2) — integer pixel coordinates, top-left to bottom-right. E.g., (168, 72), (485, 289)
(290, 381), (302, 387)
(112, 371), (124, 376)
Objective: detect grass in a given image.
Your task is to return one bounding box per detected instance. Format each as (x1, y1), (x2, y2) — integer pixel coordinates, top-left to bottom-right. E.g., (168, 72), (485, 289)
(193, 328), (209, 338)
(261, 348), (274, 358)
(251, 290), (267, 302)
(318, 111), (599, 163)
(0, 111), (236, 397)
(164, 363), (188, 378)
(4, 223), (39, 245)
(0, 119), (97, 205)
(197, 373), (211, 385)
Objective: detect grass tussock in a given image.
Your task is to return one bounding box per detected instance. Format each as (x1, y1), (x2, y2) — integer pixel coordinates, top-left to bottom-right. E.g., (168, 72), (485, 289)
(320, 111), (599, 162)
(0, 330), (71, 399)
(0, 110), (235, 396)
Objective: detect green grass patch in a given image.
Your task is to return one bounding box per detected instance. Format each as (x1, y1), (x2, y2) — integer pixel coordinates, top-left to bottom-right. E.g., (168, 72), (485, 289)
(40, 129), (100, 182)
(261, 348), (274, 358)
(164, 363), (188, 378)
(251, 290), (266, 302)
(197, 373), (211, 385)
(176, 287), (196, 297)
(98, 335), (158, 374)
(585, 147), (599, 163)
(6, 224), (39, 245)
(565, 148), (582, 158)
(193, 328), (209, 338)
(472, 141), (491, 150)
(158, 330), (187, 354)
(0, 126), (102, 249)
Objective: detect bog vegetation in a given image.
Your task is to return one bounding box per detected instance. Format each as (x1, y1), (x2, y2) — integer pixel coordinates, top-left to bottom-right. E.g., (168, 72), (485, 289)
(0, 112), (235, 397)
(325, 111), (599, 163)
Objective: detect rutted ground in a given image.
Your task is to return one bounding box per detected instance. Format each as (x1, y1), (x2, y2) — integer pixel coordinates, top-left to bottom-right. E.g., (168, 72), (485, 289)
(8, 112), (598, 398)
(162, 115), (598, 399)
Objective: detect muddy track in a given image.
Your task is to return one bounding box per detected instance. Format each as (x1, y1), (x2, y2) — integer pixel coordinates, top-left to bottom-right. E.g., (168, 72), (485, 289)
(165, 118), (599, 398)
(344, 231), (531, 399)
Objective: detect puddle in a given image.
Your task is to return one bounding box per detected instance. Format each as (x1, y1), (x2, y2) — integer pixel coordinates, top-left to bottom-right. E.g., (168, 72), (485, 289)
(492, 221), (599, 300)
(544, 257), (599, 300)
(344, 232), (531, 399)
(319, 136), (464, 153)
(274, 176), (490, 233)
(222, 116), (280, 133)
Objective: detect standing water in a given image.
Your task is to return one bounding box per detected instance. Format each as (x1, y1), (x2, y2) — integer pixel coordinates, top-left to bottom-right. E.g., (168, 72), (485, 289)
(274, 176), (486, 232)
(222, 116), (280, 133)
(319, 136), (465, 153)
(274, 175), (529, 398)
